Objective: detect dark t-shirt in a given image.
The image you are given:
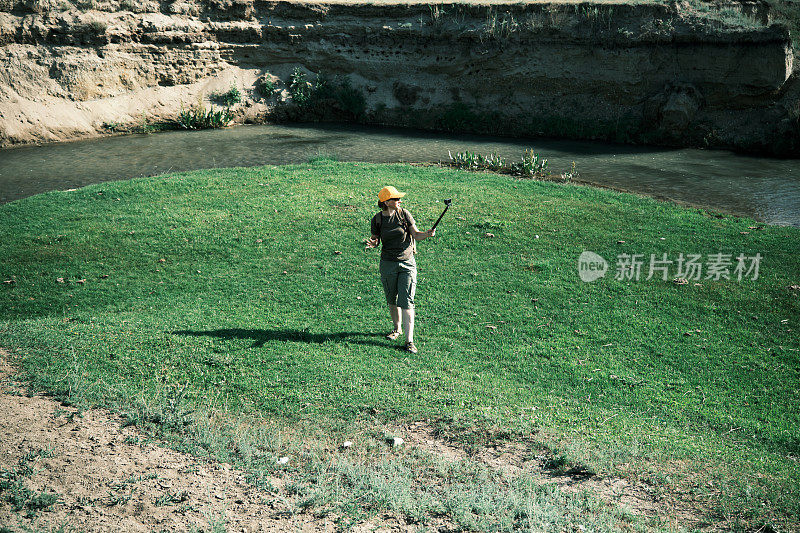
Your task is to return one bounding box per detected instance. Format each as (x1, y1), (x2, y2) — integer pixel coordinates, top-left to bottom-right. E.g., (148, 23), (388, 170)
(371, 208), (416, 262)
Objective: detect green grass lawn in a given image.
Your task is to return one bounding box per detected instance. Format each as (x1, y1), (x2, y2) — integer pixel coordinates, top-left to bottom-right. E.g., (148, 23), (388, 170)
(1, 160), (798, 530)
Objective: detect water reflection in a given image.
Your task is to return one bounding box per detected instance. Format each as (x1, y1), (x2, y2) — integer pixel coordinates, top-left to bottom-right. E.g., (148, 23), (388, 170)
(0, 123), (797, 226)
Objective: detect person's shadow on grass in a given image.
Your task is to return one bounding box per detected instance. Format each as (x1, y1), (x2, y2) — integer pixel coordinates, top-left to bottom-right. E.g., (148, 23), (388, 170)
(172, 328), (388, 349)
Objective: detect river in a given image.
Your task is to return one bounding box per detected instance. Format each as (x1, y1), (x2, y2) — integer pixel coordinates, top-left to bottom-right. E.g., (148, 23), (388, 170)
(1, 123), (798, 226)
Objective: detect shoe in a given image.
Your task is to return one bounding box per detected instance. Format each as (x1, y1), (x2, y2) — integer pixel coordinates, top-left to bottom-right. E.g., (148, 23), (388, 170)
(405, 342), (418, 354)
(386, 330), (401, 340)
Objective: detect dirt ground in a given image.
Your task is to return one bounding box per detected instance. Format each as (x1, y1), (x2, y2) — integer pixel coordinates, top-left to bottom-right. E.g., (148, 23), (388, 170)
(0, 359), (351, 532)
(1, 350), (708, 532)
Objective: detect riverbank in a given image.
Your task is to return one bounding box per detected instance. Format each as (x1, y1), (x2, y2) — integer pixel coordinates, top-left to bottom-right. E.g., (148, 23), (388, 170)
(3, 123), (799, 226)
(1, 161), (798, 530)
(0, 0), (797, 155)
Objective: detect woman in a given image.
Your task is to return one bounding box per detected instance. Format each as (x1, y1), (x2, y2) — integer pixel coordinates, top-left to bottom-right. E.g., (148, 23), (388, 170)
(365, 186), (435, 354)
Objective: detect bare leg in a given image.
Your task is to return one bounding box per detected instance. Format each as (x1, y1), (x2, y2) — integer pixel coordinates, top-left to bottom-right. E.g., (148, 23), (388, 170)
(402, 308), (415, 344)
(389, 305), (402, 333)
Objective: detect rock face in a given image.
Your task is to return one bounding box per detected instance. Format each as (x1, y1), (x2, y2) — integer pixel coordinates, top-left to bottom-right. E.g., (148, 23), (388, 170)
(0, 0), (797, 154)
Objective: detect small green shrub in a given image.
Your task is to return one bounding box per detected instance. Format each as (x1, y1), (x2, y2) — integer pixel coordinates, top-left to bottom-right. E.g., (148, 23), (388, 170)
(256, 77), (277, 98)
(288, 68), (313, 107)
(284, 68), (366, 120)
(439, 102), (483, 131)
(211, 85), (242, 107)
(314, 75), (366, 118)
(87, 20), (107, 33)
(176, 105), (233, 130)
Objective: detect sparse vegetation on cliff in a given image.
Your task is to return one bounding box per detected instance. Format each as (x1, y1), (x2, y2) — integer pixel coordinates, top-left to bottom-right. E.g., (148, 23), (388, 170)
(210, 84), (242, 107)
(279, 68), (367, 122)
(766, 0), (800, 50)
(1, 0), (796, 153)
(255, 76), (277, 98)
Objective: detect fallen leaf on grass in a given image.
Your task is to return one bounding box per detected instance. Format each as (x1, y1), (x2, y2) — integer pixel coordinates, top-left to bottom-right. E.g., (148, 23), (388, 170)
(334, 250), (342, 255)
(788, 285), (800, 291)
(76, 279), (86, 284)
(56, 278), (65, 283)
(99, 274), (109, 279)
(484, 232), (495, 238)
(673, 278), (689, 285)
(158, 258), (166, 263)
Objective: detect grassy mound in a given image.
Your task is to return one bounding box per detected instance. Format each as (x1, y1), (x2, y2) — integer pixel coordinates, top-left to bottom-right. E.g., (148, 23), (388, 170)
(1, 160), (798, 530)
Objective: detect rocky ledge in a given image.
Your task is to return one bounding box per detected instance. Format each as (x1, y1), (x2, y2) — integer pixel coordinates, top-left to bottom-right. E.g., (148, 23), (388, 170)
(0, 0), (797, 155)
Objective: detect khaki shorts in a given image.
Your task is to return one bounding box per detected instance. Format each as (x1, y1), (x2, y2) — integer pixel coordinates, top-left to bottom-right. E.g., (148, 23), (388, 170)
(380, 259), (417, 309)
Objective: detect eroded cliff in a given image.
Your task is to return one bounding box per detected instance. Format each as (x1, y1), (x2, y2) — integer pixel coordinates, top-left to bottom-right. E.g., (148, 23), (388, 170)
(0, 0), (797, 154)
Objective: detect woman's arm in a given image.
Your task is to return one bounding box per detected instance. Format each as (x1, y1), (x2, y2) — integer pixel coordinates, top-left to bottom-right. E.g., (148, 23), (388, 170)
(410, 225), (435, 241)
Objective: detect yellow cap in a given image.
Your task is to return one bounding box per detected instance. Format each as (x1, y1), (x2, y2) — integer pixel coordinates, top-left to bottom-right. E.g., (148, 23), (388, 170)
(378, 186), (406, 203)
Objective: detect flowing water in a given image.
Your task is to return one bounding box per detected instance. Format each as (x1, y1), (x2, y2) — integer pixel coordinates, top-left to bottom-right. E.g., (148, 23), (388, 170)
(1, 123), (798, 226)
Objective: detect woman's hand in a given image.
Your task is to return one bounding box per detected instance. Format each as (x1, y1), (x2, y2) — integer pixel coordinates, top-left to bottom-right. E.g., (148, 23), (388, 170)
(410, 226), (435, 241)
(364, 236), (379, 249)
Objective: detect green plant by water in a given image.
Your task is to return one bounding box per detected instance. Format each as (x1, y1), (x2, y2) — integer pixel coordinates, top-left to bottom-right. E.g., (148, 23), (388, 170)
(176, 104), (233, 130)
(448, 149), (553, 178)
